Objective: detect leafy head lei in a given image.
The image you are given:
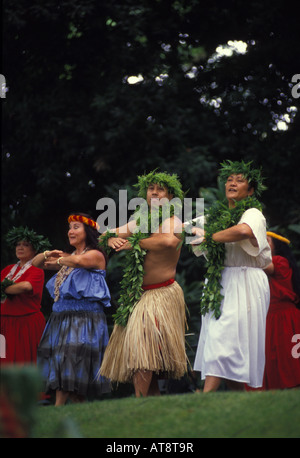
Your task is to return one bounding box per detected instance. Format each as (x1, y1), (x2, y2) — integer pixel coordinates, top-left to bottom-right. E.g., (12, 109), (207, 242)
(134, 169), (184, 202)
(6, 226), (51, 253)
(219, 159), (267, 196)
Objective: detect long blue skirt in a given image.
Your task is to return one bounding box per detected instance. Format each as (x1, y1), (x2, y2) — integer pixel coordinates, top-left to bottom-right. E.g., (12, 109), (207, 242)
(37, 303), (111, 398)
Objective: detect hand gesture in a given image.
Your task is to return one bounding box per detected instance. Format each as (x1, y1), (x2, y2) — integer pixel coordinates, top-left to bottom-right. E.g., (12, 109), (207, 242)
(190, 228), (205, 245)
(108, 237), (128, 251)
(44, 250), (66, 268)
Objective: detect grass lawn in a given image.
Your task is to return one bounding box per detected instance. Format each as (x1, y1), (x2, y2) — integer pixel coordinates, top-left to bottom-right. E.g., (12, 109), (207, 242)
(32, 389), (300, 439)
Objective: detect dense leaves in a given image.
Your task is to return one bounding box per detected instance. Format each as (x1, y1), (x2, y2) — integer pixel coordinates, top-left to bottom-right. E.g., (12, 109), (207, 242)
(1, 279), (15, 302)
(2, 1), (300, 346)
(5, 226), (51, 253)
(113, 231), (148, 327)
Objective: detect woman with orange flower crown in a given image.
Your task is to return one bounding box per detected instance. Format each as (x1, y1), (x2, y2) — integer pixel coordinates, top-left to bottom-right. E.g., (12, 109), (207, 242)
(32, 212), (111, 406)
(261, 231), (300, 389)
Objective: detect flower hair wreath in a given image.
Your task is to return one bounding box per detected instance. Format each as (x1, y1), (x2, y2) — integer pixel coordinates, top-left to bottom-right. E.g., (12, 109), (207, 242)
(68, 214), (100, 231)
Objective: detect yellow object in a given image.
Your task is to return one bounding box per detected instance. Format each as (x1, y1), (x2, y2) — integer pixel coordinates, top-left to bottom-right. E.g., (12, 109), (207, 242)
(267, 231), (290, 244)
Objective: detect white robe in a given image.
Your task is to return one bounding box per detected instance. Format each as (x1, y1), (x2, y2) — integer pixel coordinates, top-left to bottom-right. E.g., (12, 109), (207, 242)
(193, 208), (272, 388)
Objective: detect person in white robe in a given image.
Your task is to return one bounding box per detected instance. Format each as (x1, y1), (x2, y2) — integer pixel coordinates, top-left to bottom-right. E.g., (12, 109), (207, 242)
(191, 162), (271, 391)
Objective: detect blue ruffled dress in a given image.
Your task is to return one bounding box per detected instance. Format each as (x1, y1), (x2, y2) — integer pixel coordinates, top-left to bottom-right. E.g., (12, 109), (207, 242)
(37, 268), (111, 398)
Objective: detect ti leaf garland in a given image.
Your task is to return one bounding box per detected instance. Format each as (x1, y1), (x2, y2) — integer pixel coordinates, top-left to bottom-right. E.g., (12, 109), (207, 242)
(113, 231), (148, 327)
(98, 230), (118, 255)
(99, 205), (177, 326)
(198, 195), (263, 319)
(1, 278), (15, 301)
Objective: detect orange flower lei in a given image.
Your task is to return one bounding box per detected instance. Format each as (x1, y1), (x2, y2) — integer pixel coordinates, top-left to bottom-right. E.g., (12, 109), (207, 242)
(68, 214), (99, 231)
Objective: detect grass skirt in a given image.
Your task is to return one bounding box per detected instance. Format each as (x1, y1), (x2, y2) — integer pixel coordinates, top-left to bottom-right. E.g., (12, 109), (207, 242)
(99, 281), (187, 383)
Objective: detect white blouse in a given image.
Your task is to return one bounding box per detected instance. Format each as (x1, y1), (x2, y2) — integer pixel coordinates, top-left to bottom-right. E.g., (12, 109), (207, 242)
(191, 208), (272, 269)
(225, 208), (272, 268)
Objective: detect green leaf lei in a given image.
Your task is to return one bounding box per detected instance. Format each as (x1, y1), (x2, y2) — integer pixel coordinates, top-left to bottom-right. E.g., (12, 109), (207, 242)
(113, 231), (148, 326)
(98, 230), (118, 255)
(1, 278), (15, 301)
(98, 229), (147, 326)
(99, 170), (185, 326)
(99, 205), (177, 326)
(199, 195), (263, 320)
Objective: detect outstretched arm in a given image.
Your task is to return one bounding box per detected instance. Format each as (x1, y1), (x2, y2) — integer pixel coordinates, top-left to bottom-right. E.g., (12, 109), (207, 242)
(100, 220), (137, 250)
(115, 217), (182, 252)
(139, 233), (180, 251)
(212, 223), (258, 246)
(45, 250), (106, 270)
(32, 250), (64, 270)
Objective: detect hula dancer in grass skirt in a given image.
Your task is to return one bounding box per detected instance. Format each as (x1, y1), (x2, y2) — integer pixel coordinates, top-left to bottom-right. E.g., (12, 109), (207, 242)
(98, 171), (187, 397)
(192, 161), (272, 391)
(32, 213), (111, 405)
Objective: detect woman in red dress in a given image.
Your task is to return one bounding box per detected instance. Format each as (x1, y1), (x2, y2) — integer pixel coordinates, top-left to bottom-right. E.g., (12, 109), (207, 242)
(1, 227), (50, 365)
(263, 231), (300, 389)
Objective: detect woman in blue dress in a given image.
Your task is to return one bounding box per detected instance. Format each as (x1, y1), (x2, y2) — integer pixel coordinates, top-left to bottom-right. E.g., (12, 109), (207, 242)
(32, 213), (111, 405)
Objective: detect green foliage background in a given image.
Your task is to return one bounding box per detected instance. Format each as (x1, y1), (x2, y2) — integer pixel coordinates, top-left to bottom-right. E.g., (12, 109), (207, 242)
(2, 0), (300, 368)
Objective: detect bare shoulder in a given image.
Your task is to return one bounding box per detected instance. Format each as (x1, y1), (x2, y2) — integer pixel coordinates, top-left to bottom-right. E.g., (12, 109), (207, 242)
(84, 249), (106, 269)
